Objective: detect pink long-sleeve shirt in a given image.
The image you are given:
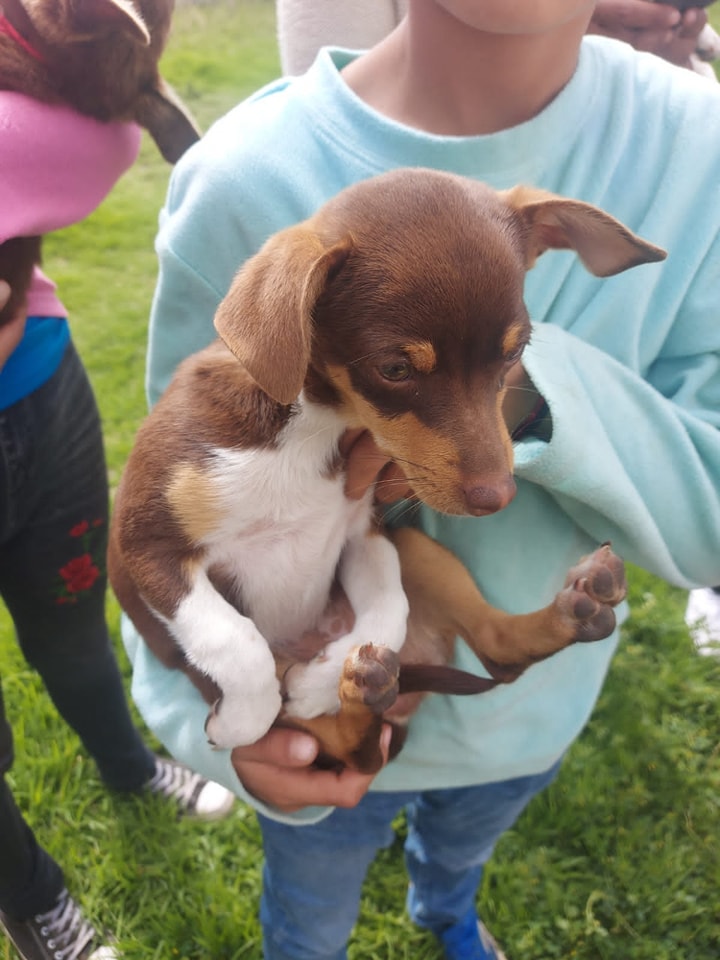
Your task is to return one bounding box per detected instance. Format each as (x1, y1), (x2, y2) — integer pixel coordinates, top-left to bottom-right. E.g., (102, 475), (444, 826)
(1, 91), (142, 315)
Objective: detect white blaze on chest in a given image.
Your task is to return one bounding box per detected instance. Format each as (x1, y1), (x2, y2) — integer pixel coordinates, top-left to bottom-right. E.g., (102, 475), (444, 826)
(194, 400), (373, 641)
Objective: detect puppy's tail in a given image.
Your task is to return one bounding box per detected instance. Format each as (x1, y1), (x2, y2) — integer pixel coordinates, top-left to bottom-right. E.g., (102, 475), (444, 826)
(398, 664), (498, 696)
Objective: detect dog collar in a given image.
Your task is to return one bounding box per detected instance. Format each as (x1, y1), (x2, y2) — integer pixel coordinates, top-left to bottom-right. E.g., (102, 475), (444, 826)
(0, 7), (46, 63)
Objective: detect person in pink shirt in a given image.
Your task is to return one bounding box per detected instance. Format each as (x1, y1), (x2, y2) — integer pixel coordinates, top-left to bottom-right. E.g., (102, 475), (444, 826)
(0, 94), (234, 960)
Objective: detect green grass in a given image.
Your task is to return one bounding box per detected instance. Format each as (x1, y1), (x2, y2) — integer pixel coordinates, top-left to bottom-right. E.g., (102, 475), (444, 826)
(2, 3), (719, 957)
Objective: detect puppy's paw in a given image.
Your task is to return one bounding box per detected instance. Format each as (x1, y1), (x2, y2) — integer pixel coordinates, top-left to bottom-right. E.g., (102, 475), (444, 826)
(205, 685), (282, 749)
(555, 543), (627, 643)
(282, 643), (350, 719)
(339, 644), (399, 714)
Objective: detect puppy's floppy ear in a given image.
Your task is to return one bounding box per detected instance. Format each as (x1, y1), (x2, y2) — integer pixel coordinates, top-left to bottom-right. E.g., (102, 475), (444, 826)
(214, 226), (353, 405)
(502, 185), (666, 277)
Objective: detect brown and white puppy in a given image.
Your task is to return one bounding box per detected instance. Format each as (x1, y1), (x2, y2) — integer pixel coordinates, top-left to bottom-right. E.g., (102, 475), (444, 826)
(109, 169), (665, 772)
(0, 0), (200, 324)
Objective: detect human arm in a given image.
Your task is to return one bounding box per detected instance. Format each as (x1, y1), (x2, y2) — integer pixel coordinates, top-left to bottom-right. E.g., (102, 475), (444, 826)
(587, 0), (708, 69)
(512, 300), (720, 588)
(0, 92), (141, 243)
(342, 234), (720, 592)
(0, 282), (25, 366)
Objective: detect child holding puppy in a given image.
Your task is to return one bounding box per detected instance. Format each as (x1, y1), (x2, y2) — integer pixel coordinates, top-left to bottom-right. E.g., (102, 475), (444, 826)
(125, 2), (720, 958)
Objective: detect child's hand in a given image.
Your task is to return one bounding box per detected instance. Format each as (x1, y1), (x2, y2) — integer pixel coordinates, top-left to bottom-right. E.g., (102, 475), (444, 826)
(0, 281), (26, 369)
(340, 428), (414, 503)
(588, 1), (707, 69)
(231, 724), (391, 814)
(502, 362), (543, 435)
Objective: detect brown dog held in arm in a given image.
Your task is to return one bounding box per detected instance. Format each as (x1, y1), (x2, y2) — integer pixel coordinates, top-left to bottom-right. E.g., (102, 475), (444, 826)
(108, 168), (666, 773)
(0, 0), (200, 325)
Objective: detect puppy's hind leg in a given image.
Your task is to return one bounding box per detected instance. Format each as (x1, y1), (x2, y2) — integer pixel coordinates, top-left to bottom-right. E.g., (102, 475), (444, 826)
(281, 643), (400, 774)
(391, 527), (627, 683)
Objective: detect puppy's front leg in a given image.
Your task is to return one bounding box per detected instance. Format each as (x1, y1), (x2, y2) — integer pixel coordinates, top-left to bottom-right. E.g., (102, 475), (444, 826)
(167, 566), (282, 747)
(284, 530), (409, 719)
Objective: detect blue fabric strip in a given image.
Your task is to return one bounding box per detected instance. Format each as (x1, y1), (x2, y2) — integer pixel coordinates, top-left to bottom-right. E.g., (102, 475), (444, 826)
(0, 316), (70, 410)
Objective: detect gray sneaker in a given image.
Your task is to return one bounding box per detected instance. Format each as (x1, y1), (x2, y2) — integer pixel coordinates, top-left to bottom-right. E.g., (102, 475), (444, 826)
(145, 756), (235, 820)
(0, 888), (118, 960)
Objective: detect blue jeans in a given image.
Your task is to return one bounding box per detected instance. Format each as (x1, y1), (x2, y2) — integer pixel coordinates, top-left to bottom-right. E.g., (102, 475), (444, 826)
(259, 760), (561, 960)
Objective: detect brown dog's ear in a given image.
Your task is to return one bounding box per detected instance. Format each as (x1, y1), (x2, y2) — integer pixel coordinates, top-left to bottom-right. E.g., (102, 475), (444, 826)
(214, 226), (353, 405)
(502, 185), (666, 277)
(132, 79), (201, 163)
(65, 0), (150, 43)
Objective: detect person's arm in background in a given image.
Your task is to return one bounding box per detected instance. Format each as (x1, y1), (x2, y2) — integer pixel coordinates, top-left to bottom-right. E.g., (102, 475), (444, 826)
(588, 0), (710, 70)
(276, 0), (716, 79)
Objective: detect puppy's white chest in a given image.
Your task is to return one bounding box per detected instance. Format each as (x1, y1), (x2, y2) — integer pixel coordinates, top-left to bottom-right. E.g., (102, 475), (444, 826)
(197, 407), (372, 640)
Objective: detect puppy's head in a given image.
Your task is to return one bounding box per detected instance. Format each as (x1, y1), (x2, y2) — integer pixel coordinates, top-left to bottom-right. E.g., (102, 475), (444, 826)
(9, 0), (198, 161)
(215, 169), (665, 516)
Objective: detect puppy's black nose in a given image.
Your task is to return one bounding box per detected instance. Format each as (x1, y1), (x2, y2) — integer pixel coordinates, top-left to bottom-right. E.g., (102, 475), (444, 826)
(462, 476), (516, 515)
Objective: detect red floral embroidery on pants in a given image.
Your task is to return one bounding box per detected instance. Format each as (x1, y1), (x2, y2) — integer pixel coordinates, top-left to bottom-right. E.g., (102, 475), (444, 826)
(59, 554), (101, 592)
(55, 519), (104, 604)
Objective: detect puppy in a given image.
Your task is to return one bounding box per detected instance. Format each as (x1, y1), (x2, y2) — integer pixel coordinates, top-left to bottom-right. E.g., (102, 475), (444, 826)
(109, 169), (665, 772)
(0, 0), (200, 324)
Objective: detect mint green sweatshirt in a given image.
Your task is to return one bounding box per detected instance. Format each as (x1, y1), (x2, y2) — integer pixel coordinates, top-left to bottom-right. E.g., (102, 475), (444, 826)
(124, 37), (720, 824)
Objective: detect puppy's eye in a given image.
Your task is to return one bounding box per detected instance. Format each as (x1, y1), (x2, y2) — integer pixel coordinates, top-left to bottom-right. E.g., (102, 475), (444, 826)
(503, 346), (525, 367)
(378, 360), (413, 382)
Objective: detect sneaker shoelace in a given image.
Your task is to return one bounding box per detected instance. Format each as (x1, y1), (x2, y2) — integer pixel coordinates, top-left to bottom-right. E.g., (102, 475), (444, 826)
(146, 757), (203, 809)
(35, 890), (97, 960)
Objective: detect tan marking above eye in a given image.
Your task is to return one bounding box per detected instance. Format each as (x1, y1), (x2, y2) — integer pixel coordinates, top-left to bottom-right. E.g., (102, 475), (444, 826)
(166, 463), (224, 543)
(403, 341), (437, 375)
(501, 324), (528, 360)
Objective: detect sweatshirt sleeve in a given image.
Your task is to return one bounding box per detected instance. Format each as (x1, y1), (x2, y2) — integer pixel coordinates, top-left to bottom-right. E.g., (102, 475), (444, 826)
(515, 242), (720, 588)
(0, 92), (142, 243)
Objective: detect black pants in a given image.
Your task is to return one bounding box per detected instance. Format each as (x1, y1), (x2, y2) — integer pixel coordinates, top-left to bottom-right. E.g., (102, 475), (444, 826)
(0, 342), (155, 920)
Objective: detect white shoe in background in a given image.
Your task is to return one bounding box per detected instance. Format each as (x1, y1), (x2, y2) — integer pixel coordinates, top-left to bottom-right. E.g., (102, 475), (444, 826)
(685, 587), (720, 656)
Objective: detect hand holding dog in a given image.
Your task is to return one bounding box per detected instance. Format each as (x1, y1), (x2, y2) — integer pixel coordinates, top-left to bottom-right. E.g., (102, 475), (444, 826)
(589, 0), (708, 68)
(231, 582), (391, 812)
(231, 724), (392, 813)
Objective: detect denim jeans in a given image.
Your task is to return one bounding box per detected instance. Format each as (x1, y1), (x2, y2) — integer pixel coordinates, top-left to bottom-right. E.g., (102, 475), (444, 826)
(0, 341), (155, 920)
(259, 760), (561, 960)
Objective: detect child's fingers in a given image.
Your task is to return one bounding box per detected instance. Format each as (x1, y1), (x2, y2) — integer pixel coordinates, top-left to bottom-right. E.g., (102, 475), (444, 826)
(232, 725), (391, 813)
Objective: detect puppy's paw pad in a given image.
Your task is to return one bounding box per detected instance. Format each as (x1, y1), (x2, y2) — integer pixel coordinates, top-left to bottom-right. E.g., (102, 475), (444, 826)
(340, 644), (399, 713)
(564, 543), (627, 605)
(555, 577), (617, 644)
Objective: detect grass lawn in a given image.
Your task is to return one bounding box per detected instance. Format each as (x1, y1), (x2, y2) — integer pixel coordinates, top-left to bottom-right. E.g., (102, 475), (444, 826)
(1, 3), (719, 958)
